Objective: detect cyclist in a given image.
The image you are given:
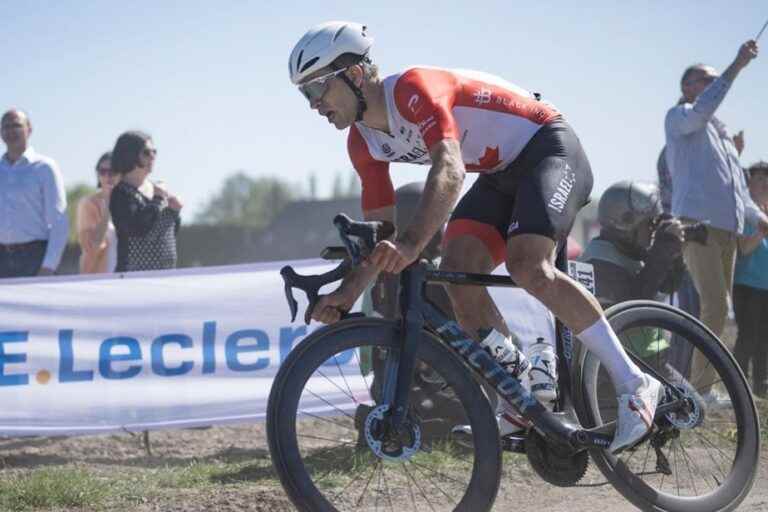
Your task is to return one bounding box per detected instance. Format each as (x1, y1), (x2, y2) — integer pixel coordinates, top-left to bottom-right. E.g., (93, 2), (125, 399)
(289, 21), (661, 453)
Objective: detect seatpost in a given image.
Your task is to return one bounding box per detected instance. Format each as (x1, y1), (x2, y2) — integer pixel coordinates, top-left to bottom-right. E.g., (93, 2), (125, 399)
(389, 262), (427, 429)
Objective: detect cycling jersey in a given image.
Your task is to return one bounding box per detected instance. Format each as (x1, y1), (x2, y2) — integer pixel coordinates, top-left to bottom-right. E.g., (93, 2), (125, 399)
(348, 67), (561, 211)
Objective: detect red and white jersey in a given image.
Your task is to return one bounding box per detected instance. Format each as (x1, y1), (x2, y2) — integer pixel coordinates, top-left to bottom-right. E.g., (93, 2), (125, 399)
(348, 66), (562, 211)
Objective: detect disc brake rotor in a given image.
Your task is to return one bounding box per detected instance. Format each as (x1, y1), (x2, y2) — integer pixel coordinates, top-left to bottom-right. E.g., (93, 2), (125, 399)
(664, 385), (704, 429)
(364, 404), (422, 462)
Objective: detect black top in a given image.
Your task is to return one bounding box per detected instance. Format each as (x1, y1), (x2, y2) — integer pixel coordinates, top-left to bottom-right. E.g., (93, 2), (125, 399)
(110, 181), (181, 272)
(581, 235), (684, 307)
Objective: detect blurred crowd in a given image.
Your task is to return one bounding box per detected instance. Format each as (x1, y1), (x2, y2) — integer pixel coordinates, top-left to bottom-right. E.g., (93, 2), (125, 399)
(1, 40), (766, 397)
(0, 111), (183, 278)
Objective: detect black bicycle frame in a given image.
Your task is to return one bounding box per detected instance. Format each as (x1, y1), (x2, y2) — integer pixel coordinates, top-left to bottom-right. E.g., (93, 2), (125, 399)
(380, 259), (613, 453)
(279, 214), (615, 452)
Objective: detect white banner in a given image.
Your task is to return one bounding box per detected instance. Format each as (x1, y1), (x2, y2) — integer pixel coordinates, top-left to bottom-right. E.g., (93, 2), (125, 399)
(0, 260), (553, 436)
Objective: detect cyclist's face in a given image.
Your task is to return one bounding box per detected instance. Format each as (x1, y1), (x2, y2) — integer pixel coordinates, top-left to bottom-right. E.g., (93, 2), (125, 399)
(305, 68), (358, 130)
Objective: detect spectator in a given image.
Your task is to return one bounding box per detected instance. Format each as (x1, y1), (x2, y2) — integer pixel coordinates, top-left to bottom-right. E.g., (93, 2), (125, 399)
(664, 40), (768, 396)
(657, 146), (700, 377)
(733, 161), (768, 398)
(77, 151), (120, 274)
(109, 131), (182, 272)
(0, 108), (68, 278)
(580, 181), (686, 309)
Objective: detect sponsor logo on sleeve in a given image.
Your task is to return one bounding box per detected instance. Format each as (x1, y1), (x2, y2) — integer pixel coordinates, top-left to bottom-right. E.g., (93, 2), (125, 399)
(418, 115), (438, 135)
(473, 88), (492, 105)
(408, 94), (421, 114)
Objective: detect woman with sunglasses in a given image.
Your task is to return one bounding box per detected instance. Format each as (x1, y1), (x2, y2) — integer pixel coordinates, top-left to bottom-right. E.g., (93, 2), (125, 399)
(109, 131), (183, 273)
(76, 151), (120, 273)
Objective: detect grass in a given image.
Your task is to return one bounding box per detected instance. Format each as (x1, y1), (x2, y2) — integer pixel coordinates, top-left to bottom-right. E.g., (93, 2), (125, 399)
(755, 396), (768, 441)
(153, 461), (234, 489)
(0, 458), (277, 511)
(0, 468), (109, 511)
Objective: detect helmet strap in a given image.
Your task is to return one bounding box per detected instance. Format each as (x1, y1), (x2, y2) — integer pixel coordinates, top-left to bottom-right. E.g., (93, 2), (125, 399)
(337, 73), (368, 121)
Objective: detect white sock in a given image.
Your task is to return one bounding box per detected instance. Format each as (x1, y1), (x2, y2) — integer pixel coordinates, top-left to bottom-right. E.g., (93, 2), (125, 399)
(577, 316), (644, 396)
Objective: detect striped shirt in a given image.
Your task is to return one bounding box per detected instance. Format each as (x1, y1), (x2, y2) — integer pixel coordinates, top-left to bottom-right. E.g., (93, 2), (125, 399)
(0, 146), (68, 270)
(664, 77), (761, 233)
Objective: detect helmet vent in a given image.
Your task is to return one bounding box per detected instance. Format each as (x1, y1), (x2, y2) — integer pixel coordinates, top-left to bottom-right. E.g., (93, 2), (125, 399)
(300, 57), (319, 73)
(333, 25), (347, 41)
(295, 50), (304, 72)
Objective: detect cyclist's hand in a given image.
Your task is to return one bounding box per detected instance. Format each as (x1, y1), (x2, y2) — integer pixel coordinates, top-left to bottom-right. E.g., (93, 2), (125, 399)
(311, 292), (350, 324)
(368, 240), (419, 274)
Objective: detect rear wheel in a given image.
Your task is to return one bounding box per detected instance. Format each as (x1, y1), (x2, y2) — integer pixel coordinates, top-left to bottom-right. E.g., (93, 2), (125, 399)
(267, 317), (502, 512)
(575, 301), (760, 512)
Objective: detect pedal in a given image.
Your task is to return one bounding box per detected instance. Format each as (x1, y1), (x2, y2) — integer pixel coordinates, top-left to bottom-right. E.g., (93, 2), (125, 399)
(501, 434), (526, 453)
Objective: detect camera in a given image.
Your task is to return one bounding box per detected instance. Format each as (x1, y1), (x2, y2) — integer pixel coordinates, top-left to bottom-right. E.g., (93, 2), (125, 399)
(653, 213), (708, 245)
(682, 222), (708, 245)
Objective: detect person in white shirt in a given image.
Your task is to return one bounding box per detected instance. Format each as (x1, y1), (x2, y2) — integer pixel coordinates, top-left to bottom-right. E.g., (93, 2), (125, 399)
(0, 109), (68, 278)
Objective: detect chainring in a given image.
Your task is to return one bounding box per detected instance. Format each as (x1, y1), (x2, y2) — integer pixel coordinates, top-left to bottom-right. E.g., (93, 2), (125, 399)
(524, 429), (589, 487)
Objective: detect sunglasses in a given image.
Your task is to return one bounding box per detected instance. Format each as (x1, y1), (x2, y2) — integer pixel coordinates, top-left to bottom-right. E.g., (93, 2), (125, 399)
(97, 167), (116, 176)
(297, 67), (349, 102)
(141, 148), (158, 157)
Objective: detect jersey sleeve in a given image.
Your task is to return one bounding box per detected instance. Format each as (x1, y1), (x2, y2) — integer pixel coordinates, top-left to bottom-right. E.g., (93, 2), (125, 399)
(393, 68), (460, 150)
(347, 124), (395, 211)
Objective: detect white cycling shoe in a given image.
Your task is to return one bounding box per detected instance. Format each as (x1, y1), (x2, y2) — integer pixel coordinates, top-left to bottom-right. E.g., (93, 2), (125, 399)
(609, 374), (664, 454)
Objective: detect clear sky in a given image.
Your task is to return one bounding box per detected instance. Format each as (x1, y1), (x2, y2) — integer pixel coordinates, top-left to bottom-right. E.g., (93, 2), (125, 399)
(5, 1), (768, 221)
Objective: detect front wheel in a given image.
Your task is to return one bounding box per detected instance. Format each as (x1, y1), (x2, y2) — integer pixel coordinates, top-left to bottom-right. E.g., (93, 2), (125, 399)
(266, 317), (502, 512)
(575, 301), (760, 512)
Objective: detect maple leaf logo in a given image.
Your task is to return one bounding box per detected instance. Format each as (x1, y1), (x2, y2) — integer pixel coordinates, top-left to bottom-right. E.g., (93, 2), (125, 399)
(466, 146), (501, 170)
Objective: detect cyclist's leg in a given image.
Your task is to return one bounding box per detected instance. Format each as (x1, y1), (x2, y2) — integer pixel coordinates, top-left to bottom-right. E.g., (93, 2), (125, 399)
(441, 177), (540, 433)
(502, 121), (658, 452)
(441, 176), (513, 340)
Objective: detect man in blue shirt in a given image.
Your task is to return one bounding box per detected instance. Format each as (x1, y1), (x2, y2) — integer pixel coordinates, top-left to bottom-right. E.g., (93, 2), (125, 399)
(665, 40), (768, 396)
(0, 109), (68, 278)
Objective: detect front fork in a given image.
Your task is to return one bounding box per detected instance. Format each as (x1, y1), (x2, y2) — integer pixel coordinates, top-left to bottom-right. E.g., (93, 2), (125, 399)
(380, 263), (425, 430)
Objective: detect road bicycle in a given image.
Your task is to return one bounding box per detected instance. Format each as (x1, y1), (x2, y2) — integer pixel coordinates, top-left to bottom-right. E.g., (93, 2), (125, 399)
(266, 214), (760, 511)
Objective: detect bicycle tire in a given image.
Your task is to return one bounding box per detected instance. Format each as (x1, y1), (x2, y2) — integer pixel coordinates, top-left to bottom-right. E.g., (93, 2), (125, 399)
(267, 317), (502, 512)
(574, 301), (760, 512)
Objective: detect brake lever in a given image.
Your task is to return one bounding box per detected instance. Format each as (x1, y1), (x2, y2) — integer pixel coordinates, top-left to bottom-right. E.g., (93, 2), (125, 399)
(333, 213), (395, 265)
(279, 260), (351, 324)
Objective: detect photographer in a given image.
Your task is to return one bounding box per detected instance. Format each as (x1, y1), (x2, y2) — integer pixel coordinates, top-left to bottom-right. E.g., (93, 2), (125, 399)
(580, 180), (708, 382)
(580, 181), (690, 308)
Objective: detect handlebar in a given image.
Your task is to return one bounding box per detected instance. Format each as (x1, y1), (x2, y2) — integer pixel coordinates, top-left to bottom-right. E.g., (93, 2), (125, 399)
(279, 213), (395, 324)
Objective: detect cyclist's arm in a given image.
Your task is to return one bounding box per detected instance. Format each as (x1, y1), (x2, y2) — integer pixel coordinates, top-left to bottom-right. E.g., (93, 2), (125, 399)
(398, 139), (464, 253)
(389, 68), (464, 256)
(319, 128), (397, 315)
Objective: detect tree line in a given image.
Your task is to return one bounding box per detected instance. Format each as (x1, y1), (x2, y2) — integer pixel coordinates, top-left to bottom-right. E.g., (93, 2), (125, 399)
(65, 170), (361, 242)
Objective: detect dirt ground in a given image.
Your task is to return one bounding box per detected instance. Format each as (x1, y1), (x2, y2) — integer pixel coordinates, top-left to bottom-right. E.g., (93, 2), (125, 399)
(1, 421), (767, 512)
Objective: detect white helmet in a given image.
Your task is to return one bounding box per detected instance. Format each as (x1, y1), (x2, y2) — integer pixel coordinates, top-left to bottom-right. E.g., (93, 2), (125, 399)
(289, 21), (373, 85)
